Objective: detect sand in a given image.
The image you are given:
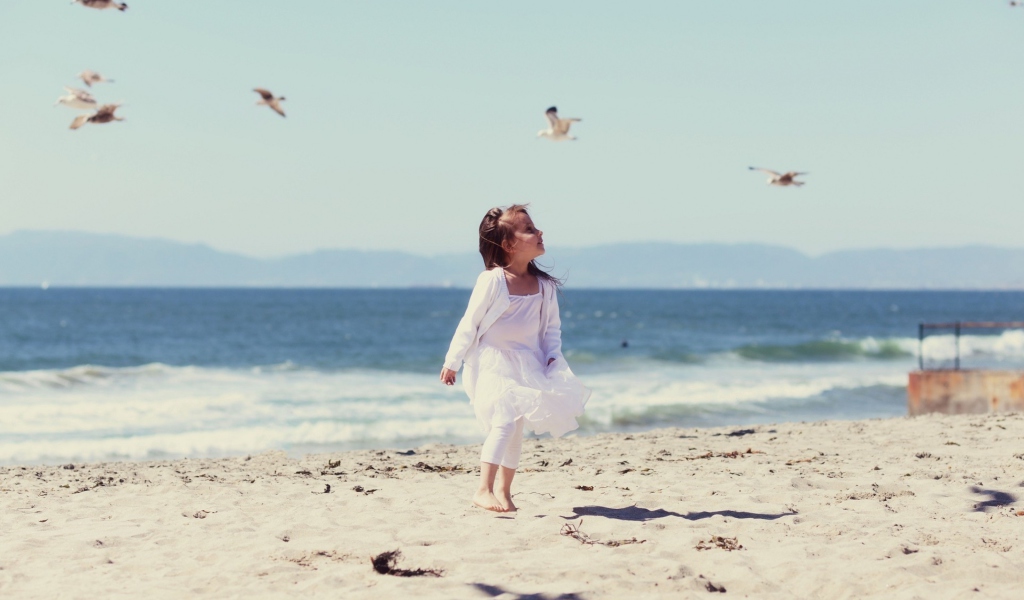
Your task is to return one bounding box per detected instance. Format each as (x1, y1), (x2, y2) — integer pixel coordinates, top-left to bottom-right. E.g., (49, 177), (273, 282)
(1, 412), (1023, 599)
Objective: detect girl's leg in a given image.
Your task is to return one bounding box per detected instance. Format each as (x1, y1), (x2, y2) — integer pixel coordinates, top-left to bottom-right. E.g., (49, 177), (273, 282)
(495, 418), (524, 511)
(474, 462), (503, 512)
(476, 421), (517, 512)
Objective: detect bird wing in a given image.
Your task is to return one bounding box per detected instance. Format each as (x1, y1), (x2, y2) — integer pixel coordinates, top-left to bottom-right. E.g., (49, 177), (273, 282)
(749, 167), (781, 177)
(254, 88), (274, 101)
(544, 107), (559, 128)
(69, 114), (89, 130)
(94, 103), (120, 117)
(270, 102), (286, 117)
(783, 172), (807, 178)
(65, 87), (95, 101)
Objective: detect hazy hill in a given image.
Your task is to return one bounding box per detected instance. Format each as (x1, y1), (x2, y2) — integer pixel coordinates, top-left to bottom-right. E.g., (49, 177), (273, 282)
(2, 230), (1023, 289)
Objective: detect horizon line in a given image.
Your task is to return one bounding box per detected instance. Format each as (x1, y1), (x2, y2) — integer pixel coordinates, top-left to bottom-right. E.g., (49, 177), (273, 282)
(4, 228), (1024, 261)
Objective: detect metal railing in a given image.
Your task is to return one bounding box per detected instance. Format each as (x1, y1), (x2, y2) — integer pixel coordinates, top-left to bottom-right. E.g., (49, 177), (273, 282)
(918, 321), (1024, 370)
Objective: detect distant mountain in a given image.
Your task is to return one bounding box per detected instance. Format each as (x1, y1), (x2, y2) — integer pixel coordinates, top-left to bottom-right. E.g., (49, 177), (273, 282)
(2, 230), (1024, 289)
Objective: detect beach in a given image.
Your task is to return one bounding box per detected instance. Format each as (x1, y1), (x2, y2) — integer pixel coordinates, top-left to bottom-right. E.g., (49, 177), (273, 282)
(2, 412), (1022, 599)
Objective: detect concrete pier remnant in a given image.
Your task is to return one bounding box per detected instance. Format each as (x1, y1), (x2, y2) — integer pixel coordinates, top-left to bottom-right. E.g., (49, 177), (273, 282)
(911, 321), (1024, 415)
(908, 370), (1024, 416)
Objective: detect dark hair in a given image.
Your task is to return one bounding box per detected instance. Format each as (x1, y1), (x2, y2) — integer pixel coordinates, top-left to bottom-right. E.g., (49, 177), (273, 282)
(478, 204), (561, 286)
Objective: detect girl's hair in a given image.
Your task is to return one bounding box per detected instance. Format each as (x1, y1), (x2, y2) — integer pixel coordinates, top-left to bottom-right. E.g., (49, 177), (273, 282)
(478, 204), (562, 287)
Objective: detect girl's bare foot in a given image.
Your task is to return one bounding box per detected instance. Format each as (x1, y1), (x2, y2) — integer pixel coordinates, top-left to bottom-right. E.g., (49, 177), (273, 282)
(473, 489), (504, 512)
(497, 492), (517, 512)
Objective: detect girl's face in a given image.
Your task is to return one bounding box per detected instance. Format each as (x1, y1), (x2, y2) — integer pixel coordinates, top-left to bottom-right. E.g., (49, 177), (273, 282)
(506, 212), (545, 261)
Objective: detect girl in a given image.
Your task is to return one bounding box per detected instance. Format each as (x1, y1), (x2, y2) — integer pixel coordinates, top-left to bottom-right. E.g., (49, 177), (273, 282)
(440, 205), (590, 513)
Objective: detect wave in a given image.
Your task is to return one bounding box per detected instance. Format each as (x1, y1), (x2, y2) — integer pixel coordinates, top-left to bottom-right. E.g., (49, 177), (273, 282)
(919, 329), (1024, 362)
(0, 361), (317, 392)
(731, 331), (1024, 364)
(585, 383), (906, 430)
(0, 358), (915, 464)
(734, 338), (913, 362)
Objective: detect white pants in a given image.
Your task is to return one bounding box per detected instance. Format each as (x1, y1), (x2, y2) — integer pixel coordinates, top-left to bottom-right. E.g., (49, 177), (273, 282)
(480, 418), (524, 470)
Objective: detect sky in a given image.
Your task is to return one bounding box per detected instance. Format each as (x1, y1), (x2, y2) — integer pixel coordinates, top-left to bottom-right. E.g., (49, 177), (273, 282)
(1, 1), (1022, 258)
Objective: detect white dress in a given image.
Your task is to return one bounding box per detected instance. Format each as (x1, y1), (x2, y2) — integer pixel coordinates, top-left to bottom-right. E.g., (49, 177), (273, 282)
(472, 291), (590, 438)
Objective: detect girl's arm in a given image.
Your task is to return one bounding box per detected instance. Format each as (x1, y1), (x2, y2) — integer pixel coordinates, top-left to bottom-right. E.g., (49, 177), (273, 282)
(442, 270), (498, 373)
(541, 281), (565, 366)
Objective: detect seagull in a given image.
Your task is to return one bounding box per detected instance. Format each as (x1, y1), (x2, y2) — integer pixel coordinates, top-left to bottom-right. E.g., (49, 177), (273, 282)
(538, 106), (581, 141)
(69, 104), (124, 130)
(55, 87), (97, 110)
(72, 0), (128, 11)
(748, 167), (807, 187)
(78, 70), (113, 88)
(254, 88), (286, 117)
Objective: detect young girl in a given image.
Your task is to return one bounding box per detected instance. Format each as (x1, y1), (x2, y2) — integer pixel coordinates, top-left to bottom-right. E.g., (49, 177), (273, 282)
(440, 204), (590, 513)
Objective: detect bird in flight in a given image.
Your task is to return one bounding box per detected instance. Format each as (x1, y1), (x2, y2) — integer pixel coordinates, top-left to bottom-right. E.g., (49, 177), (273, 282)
(72, 0), (128, 11)
(538, 106), (581, 141)
(55, 87), (98, 111)
(748, 167), (807, 187)
(254, 88), (286, 118)
(69, 104), (124, 130)
(78, 70), (114, 88)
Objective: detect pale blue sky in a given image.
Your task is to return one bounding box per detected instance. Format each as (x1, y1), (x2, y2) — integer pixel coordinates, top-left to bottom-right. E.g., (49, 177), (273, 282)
(1, 1), (1022, 257)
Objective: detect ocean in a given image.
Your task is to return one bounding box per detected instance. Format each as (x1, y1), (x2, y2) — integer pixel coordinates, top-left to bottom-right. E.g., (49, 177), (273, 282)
(1, 288), (1022, 465)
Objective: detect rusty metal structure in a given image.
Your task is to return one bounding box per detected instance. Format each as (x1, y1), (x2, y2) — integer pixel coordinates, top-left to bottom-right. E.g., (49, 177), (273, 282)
(910, 321), (1024, 416)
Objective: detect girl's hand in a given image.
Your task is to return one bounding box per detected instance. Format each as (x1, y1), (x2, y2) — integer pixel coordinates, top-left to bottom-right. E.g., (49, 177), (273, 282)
(440, 367), (457, 386)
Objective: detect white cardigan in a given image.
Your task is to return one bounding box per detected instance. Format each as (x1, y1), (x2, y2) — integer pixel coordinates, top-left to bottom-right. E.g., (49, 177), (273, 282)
(443, 268), (565, 400)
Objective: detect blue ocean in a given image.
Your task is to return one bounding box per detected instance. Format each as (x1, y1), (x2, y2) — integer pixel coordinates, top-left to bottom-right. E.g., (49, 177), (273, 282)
(1, 288), (1022, 465)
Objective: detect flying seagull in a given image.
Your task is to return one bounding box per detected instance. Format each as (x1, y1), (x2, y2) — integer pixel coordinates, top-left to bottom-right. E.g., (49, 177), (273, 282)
(78, 70), (113, 88)
(254, 88), (286, 117)
(538, 106), (581, 141)
(55, 87), (97, 110)
(72, 0), (128, 11)
(70, 104), (124, 130)
(748, 167), (807, 187)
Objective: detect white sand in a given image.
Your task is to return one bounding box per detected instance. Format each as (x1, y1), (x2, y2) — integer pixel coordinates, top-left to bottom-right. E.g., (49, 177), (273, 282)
(2, 413), (1023, 599)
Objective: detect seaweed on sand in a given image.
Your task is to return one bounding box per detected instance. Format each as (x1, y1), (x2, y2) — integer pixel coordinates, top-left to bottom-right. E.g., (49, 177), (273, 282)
(370, 550), (444, 577)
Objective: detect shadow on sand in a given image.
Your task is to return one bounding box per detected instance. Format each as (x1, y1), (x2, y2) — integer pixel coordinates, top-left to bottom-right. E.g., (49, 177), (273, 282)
(471, 583), (585, 600)
(560, 505), (796, 522)
(969, 486), (1018, 512)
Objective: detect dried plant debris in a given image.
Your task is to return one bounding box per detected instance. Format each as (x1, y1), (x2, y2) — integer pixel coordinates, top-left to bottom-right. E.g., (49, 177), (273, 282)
(560, 458), (574, 467)
(412, 462), (464, 473)
(285, 550), (346, 570)
(698, 574), (727, 593)
(683, 449), (763, 461)
(575, 485), (594, 491)
(695, 536), (744, 552)
(839, 483), (915, 503)
(560, 520), (645, 547)
(320, 459), (345, 475)
(311, 484), (332, 494)
(370, 550), (443, 577)
(352, 485), (378, 495)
